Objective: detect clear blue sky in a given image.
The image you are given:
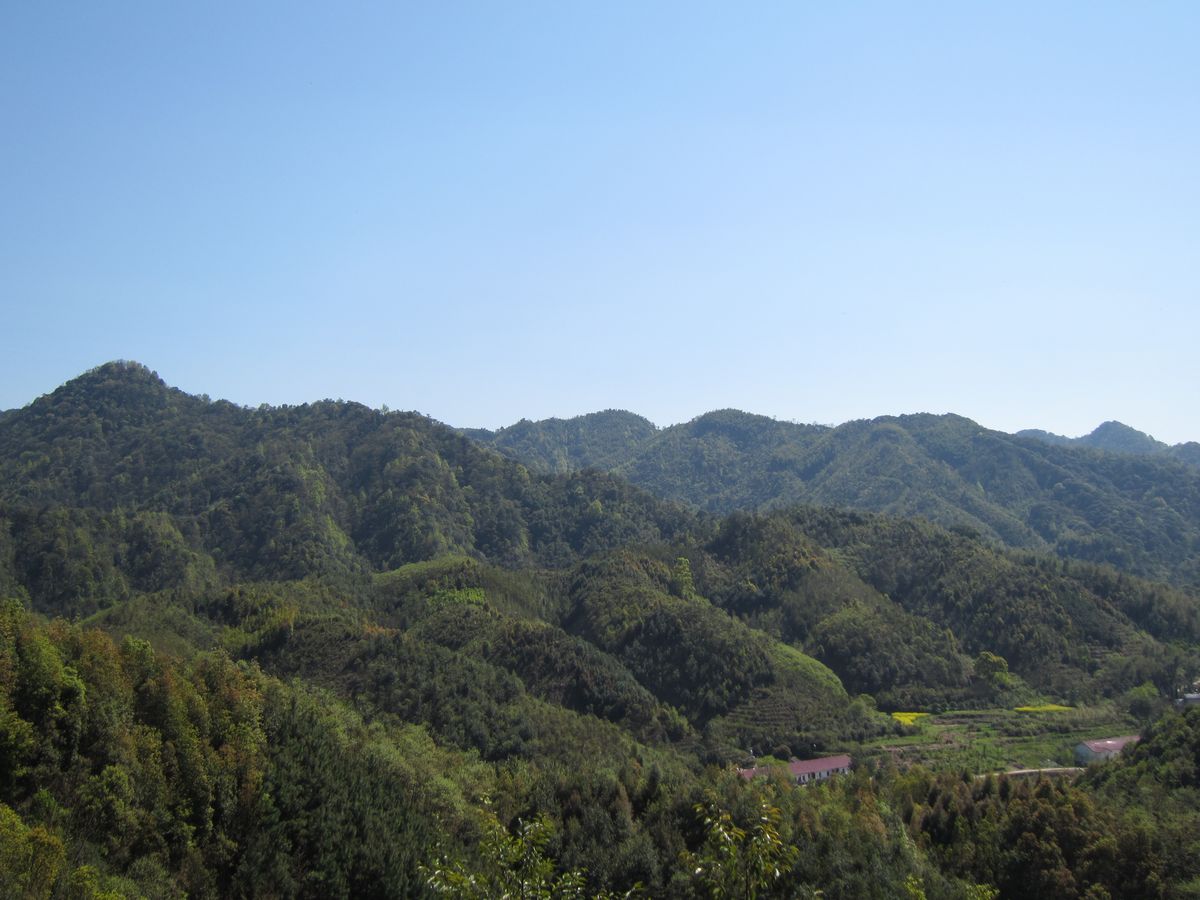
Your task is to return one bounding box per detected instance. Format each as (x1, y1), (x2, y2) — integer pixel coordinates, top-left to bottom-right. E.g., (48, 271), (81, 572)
(3, 2), (1198, 442)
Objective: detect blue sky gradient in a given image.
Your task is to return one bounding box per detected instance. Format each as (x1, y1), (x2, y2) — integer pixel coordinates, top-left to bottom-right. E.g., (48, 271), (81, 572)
(3, 3), (1197, 441)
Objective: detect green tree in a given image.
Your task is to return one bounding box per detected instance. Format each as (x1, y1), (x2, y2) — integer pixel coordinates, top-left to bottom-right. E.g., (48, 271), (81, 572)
(974, 652), (1011, 689)
(685, 797), (799, 899)
(423, 810), (604, 899)
(0, 801), (66, 900)
(670, 557), (696, 599)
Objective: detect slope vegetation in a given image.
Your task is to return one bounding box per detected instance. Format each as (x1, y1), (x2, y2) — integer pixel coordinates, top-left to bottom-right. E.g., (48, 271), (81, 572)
(472, 409), (1200, 589)
(3, 363), (1200, 898)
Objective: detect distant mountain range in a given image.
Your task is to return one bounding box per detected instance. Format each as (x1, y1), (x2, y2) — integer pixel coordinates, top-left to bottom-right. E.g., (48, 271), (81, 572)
(1017, 420), (1200, 465)
(2, 362), (1200, 896)
(2, 362), (1195, 710)
(468, 409), (1200, 589)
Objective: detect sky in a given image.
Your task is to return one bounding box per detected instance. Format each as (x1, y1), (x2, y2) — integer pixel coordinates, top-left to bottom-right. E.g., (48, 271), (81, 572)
(2, 2), (1198, 443)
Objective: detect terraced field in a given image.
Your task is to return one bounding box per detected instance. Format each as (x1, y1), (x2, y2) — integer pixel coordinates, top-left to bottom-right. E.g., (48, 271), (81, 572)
(860, 705), (1139, 772)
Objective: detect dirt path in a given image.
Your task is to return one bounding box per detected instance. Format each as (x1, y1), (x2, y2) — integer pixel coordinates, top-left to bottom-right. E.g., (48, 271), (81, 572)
(977, 767), (1084, 779)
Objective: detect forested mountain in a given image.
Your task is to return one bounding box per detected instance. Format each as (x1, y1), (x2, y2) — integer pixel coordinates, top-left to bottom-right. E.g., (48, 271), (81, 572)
(1019, 420), (1200, 466)
(6, 592), (1200, 898)
(462, 410), (658, 475)
(0, 361), (699, 585)
(3, 362), (1200, 898)
(470, 408), (1200, 590)
(2, 363), (1193, 710)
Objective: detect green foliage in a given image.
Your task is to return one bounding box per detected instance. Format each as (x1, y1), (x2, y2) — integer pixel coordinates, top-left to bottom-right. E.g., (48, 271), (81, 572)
(895, 764), (1186, 898)
(423, 810), (598, 899)
(561, 551), (864, 752)
(669, 556), (696, 599)
(0, 364), (698, 612)
(0, 800), (66, 900)
(4, 365), (1194, 723)
(0, 603), (495, 898)
(779, 507), (1198, 699)
(684, 796), (798, 899)
(974, 652), (1015, 696)
(469, 409), (658, 475)
(3, 365), (1200, 898)
(473, 407), (1200, 590)
(1119, 682), (1163, 723)
(1020, 420), (1198, 464)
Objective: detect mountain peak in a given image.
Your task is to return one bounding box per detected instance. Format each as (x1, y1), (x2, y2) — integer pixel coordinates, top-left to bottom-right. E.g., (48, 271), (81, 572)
(19, 360), (190, 431)
(63, 360), (168, 395)
(1018, 420), (1196, 464)
(683, 409), (792, 448)
(1084, 421), (1166, 455)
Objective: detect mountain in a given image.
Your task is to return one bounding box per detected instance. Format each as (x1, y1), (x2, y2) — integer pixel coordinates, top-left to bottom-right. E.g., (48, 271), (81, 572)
(1019, 420), (1200, 466)
(2, 363), (1195, 712)
(470, 408), (1200, 590)
(0, 361), (700, 589)
(463, 409), (658, 474)
(0, 363), (871, 750)
(1082, 420), (1172, 455)
(9, 589), (1199, 899)
(2, 363), (1200, 897)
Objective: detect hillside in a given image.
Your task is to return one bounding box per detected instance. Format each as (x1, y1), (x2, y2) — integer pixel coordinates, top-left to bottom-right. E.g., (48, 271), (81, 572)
(462, 409), (658, 474)
(2, 363), (1200, 897)
(0, 364), (867, 753)
(5, 590), (1200, 898)
(1019, 420), (1200, 465)
(470, 408), (1200, 589)
(0, 362), (700, 587)
(1, 364), (1193, 712)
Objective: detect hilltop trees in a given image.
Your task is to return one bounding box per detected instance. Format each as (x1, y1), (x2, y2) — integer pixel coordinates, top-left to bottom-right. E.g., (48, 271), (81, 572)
(1, 364), (1200, 896)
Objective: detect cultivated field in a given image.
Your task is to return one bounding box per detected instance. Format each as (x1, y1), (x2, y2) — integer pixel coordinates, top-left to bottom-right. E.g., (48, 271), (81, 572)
(859, 705), (1139, 772)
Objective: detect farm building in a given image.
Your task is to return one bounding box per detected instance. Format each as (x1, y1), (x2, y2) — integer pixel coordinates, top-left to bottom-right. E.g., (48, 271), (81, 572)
(1074, 735), (1139, 765)
(737, 754), (853, 785)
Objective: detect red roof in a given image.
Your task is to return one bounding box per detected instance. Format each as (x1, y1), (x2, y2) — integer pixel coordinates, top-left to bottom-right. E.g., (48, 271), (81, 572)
(737, 754), (852, 780)
(788, 755), (852, 777)
(1081, 735), (1138, 754)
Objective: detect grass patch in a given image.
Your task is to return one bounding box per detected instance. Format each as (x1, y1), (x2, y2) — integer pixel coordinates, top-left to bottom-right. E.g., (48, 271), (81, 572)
(1015, 704), (1073, 712)
(859, 704), (1134, 773)
(772, 643), (847, 696)
(429, 587), (486, 608)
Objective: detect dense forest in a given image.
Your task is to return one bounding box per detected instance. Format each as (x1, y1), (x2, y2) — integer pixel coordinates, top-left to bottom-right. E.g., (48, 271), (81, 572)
(471, 408), (1200, 591)
(1018, 420), (1200, 466)
(2, 362), (1199, 897)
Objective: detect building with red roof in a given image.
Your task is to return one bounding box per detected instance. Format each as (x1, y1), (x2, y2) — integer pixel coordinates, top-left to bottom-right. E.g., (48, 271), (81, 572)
(1074, 735), (1139, 765)
(737, 754), (852, 785)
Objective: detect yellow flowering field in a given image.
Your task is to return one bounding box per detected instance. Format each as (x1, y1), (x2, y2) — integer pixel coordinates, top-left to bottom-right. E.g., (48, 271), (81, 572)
(891, 712), (930, 726)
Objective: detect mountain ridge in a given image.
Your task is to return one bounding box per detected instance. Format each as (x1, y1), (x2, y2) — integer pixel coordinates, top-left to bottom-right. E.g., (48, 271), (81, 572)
(469, 407), (1200, 589)
(472, 409), (1197, 461)
(1018, 419), (1200, 465)
(3, 361), (1200, 896)
(6, 362), (1199, 590)
(4, 362), (1195, 707)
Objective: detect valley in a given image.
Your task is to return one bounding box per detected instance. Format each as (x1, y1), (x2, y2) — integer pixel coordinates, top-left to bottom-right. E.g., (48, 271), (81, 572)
(1, 363), (1198, 898)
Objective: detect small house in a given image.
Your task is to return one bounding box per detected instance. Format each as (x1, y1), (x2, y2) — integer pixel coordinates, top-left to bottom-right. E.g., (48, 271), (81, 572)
(1175, 693), (1200, 708)
(737, 754), (852, 785)
(1074, 735), (1138, 765)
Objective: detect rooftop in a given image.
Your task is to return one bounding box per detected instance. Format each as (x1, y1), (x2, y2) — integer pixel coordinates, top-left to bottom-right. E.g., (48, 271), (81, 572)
(737, 754), (852, 780)
(1081, 735), (1139, 754)
(788, 755), (853, 778)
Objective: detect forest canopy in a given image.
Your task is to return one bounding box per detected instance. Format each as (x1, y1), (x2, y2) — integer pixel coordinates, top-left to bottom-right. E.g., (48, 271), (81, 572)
(1, 363), (1198, 898)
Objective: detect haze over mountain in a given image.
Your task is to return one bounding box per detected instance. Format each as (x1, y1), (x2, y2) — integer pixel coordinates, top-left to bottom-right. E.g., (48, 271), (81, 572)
(1018, 420), (1200, 466)
(469, 408), (1200, 591)
(0, 362), (1193, 703)
(2, 362), (1200, 897)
